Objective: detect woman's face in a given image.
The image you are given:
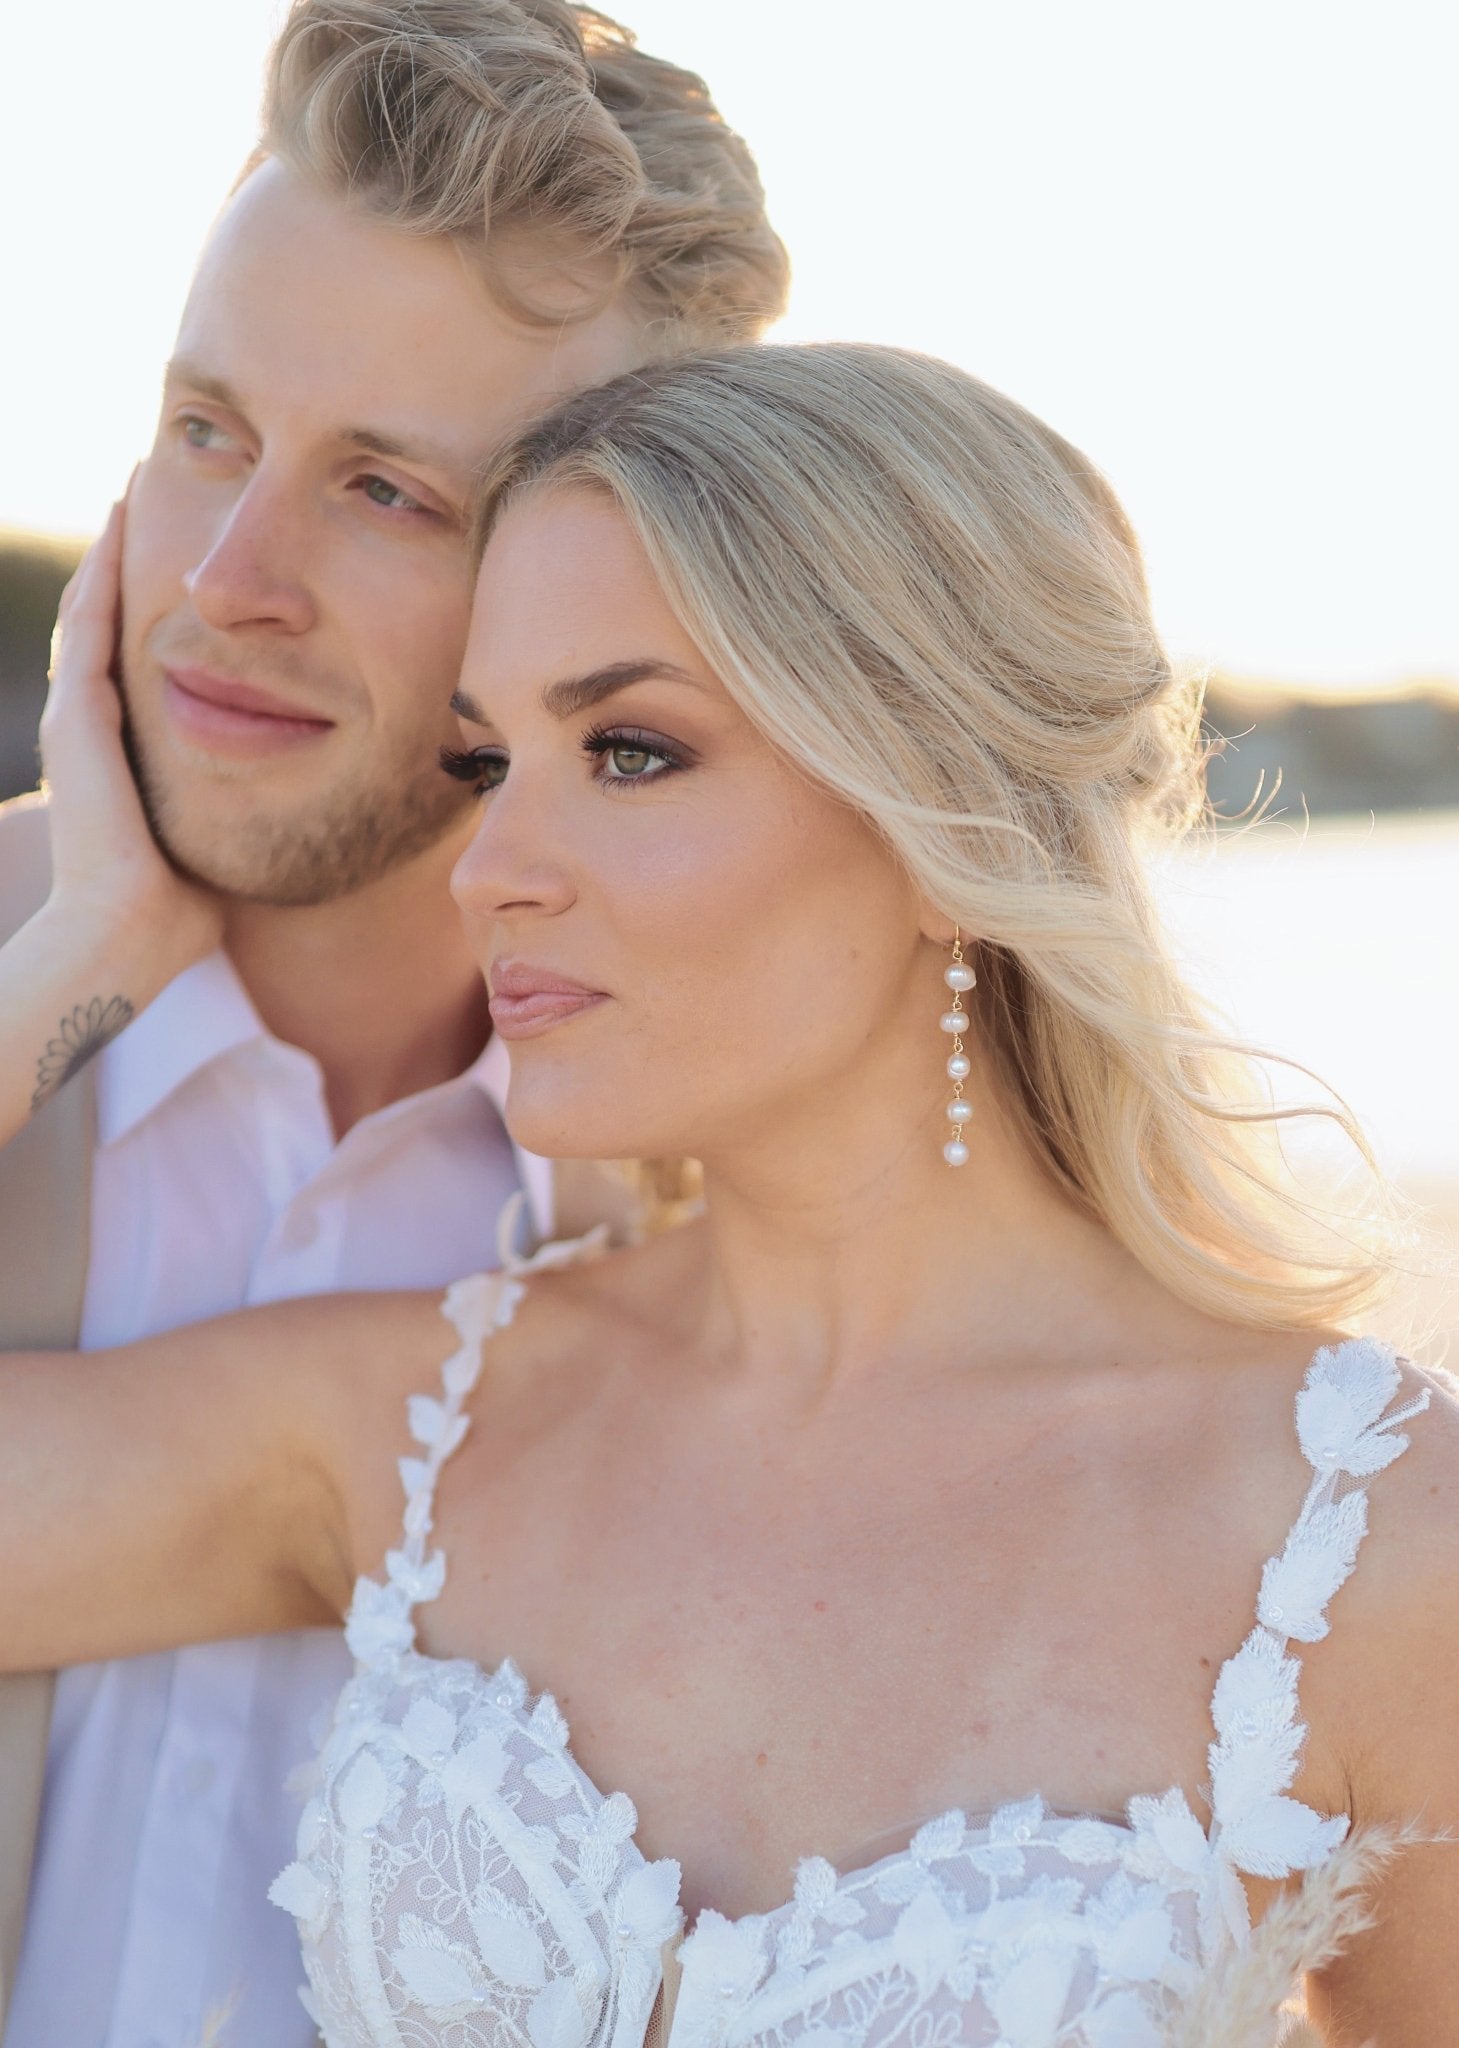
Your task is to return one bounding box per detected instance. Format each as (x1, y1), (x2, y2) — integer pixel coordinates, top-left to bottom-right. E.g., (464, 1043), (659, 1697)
(449, 488), (939, 1167)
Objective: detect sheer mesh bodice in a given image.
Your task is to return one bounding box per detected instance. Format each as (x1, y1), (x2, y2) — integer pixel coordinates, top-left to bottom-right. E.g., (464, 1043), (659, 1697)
(271, 1233), (1427, 2048)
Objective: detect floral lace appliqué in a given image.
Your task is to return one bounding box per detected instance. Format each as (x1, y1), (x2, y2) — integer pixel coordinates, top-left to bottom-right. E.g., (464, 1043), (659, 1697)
(271, 1288), (1424, 2048)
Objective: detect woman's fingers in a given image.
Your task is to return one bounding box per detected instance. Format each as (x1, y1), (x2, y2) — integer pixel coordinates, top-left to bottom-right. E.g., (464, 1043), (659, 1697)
(46, 498), (125, 727)
(38, 495), (163, 891)
(32, 482), (226, 985)
(40, 500), (134, 839)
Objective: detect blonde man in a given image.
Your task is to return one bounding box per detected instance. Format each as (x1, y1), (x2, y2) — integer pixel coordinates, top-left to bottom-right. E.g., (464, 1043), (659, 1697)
(0, 5), (785, 2040)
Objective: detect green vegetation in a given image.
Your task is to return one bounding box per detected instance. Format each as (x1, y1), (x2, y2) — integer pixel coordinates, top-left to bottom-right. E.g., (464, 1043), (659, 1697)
(0, 527), (83, 799)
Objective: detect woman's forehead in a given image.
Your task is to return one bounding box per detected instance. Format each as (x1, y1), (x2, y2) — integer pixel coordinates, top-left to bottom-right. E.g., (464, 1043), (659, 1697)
(466, 493), (719, 716)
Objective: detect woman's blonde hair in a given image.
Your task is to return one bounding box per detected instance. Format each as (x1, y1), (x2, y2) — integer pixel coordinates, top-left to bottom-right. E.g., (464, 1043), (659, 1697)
(255, 0), (788, 345)
(474, 344), (1401, 1331)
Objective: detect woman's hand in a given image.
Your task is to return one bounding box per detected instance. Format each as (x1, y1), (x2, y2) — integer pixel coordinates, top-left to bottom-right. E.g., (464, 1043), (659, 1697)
(0, 493), (223, 1142)
(40, 492), (222, 959)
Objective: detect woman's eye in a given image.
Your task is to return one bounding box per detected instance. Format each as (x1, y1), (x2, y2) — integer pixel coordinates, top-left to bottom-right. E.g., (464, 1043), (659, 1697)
(584, 728), (683, 786)
(440, 745), (508, 797)
(360, 474), (427, 515)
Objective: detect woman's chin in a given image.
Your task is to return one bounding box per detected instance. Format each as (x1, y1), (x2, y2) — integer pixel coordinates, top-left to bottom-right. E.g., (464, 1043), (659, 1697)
(503, 1093), (665, 1167)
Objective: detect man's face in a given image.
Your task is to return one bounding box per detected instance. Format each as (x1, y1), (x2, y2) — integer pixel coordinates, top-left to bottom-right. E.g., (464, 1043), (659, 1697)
(121, 159), (642, 906)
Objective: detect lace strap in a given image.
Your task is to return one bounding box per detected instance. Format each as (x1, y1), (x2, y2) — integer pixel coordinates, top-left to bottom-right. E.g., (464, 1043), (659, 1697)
(1202, 1337), (1429, 1920)
(344, 1197), (612, 1667)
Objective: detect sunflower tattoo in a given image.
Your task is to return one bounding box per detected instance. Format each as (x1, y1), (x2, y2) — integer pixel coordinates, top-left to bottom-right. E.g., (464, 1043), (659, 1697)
(32, 995), (135, 1113)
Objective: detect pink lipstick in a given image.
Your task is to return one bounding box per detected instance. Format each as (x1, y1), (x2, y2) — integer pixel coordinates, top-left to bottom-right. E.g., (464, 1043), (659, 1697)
(488, 962), (608, 1039)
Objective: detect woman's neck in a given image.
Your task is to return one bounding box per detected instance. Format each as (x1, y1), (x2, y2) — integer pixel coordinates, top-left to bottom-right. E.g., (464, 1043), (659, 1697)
(685, 1066), (1164, 1408)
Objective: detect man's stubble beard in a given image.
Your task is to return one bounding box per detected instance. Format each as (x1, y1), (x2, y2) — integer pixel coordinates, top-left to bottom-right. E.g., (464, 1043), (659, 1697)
(120, 681), (472, 910)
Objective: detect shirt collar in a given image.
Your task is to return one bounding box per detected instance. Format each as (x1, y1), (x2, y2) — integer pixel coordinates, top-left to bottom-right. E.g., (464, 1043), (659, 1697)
(95, 950), (555, 1247)
(96, 950), (266, 1147)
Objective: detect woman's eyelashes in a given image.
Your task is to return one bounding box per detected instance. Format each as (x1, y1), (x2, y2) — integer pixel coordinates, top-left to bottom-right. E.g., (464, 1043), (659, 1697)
(440, 724), (692, 799)
(439, 743), (510, 796)
(581, 723), (691, 786)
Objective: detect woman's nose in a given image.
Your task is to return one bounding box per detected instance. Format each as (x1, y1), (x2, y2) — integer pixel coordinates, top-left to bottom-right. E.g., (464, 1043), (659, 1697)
(449, 774), (579, 922)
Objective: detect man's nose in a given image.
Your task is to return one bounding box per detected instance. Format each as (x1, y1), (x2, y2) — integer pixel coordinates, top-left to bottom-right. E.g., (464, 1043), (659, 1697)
(183, 473), (316, 634)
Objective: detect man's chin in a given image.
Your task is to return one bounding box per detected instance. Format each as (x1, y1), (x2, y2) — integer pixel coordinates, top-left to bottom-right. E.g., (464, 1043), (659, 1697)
(143, 789), (472, 910)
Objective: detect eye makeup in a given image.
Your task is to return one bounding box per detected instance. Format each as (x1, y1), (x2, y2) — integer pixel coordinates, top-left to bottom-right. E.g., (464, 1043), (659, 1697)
(440, 721), (695, 797)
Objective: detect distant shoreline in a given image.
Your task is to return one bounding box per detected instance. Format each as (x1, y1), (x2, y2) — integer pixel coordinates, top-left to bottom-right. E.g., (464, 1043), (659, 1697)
(4, 524), (1455, 816)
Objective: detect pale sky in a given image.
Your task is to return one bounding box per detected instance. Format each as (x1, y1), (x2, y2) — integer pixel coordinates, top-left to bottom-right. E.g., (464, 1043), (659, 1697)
(3, 0), (1455, 689)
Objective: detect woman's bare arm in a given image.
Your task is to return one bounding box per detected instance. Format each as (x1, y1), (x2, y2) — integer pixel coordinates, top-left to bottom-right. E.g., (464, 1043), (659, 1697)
(0, 1289), (451, 1671)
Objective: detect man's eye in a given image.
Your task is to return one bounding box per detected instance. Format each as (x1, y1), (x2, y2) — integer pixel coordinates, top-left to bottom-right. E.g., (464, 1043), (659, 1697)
(181, 415), (231, 451)
(360, 474), (427, 515)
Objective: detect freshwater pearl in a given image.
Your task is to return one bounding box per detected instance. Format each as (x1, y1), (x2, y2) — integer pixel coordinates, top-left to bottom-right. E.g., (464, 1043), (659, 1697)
(946, 1051), (971, 1080)
(943, 1138), (970, 1167)
(939, 1009), (968, 1035)
(947, 1098), (973, 1123)
(944, 962), (976, 992)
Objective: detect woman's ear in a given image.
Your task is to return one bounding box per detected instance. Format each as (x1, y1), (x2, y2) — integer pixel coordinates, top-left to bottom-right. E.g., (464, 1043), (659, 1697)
(917, 904), (963, 947)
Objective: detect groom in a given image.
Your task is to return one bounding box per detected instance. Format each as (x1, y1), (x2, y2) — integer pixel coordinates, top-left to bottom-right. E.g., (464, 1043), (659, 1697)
(0, 4), (785, 2041)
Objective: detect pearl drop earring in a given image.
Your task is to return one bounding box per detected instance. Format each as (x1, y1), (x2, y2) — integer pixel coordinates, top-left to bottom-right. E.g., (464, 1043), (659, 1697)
(939, 929), (976, 1166)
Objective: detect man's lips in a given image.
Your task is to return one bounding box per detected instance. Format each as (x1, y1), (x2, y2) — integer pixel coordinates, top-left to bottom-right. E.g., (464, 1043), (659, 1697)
(488, 963), (608, 1039)
(163, 665), (336, 753)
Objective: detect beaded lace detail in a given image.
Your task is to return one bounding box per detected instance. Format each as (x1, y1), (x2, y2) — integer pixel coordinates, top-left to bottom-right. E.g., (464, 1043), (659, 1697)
(272, 1245), (1426, 2048)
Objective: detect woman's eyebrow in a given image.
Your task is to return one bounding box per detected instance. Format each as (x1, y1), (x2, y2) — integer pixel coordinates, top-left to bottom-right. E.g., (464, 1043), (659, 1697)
(452, 662), (703, 730)
(541, 660), (703, 718)
(450, 690), (493, 727)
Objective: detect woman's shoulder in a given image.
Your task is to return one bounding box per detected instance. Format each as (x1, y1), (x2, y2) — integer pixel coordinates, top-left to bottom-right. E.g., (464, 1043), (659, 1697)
(466, 1216), (709, 1390)
(1327, 1341), (1459, 1633)
(1173, 1319), (1459, 1592)
(1289, 1333), (1459, 1601)
(1273, 1336), (1459, 1829)
(274, 1216), (704, 1413)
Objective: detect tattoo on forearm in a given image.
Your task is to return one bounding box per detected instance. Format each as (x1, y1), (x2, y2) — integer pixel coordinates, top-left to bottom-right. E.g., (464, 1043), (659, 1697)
(31, 995), (135, 1113)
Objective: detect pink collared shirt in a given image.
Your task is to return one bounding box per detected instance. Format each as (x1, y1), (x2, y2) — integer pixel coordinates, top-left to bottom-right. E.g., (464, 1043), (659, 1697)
(5, 951), (545, 2048)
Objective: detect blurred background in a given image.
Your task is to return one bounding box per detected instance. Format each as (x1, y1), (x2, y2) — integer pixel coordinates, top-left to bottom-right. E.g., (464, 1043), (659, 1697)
(2, 0), (1455, 1346)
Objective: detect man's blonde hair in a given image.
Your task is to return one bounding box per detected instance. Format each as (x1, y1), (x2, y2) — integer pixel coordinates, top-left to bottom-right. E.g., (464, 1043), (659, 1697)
(474, 345), (1405, 1333)
(256, 0), (788, 346)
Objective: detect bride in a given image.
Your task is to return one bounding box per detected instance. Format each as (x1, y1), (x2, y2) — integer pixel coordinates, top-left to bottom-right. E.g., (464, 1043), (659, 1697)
(2, 343), (1454, 2045)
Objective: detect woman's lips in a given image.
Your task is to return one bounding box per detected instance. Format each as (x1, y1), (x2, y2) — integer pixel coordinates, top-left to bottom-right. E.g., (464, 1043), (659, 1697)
(488, 966), (608, 1039)
(163, 666), (336, 756)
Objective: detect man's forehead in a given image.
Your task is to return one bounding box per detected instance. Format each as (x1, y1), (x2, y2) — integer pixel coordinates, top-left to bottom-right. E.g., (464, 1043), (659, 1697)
(171, 158), (645, 464)
(176, 176), (491, 442)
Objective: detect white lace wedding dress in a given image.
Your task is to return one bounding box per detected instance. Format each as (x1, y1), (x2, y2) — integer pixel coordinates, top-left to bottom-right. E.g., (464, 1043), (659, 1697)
(271, 1234), (1428, 2048)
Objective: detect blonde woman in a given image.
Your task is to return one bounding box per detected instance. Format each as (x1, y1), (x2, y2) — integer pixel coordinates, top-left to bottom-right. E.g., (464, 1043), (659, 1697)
(3, 345), (1455, 2045)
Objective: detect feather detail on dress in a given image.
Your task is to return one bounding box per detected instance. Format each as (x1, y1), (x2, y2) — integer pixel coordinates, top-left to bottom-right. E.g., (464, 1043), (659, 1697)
(1166, 1820), (1418, 2047)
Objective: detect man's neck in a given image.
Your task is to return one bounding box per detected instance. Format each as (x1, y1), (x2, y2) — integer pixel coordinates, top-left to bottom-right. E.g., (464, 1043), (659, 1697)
(221, 823), (492, 1137)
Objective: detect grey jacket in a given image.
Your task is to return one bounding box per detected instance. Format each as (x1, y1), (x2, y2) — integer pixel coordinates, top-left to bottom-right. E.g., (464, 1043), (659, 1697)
(0, 794), (91, 2019)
